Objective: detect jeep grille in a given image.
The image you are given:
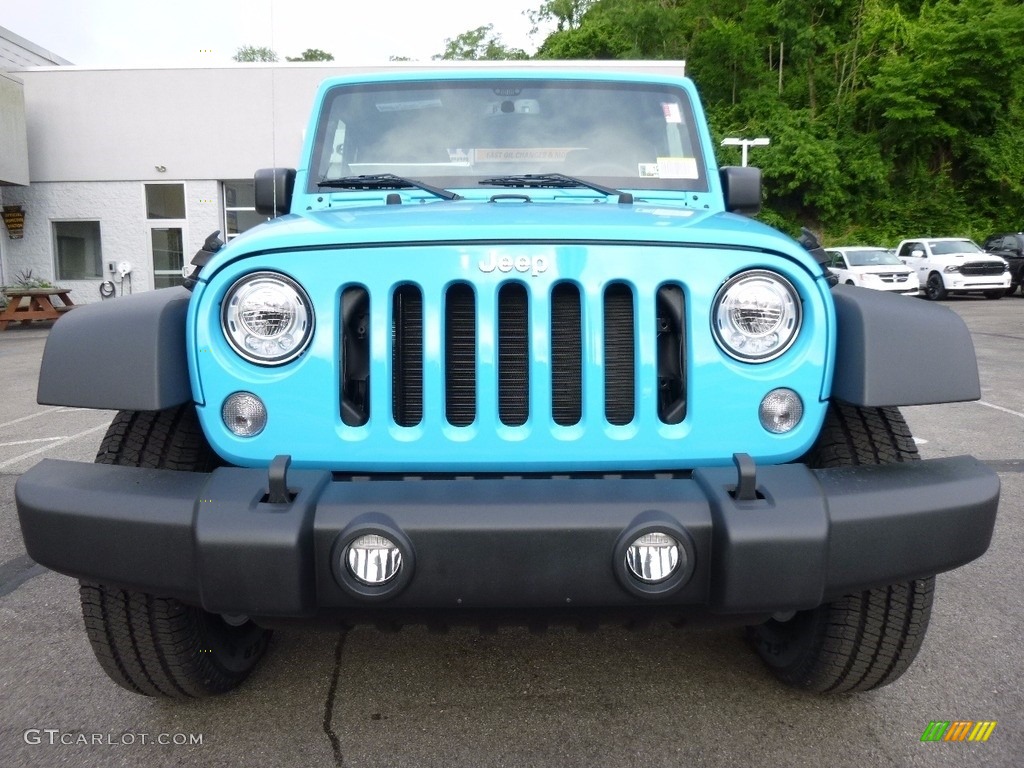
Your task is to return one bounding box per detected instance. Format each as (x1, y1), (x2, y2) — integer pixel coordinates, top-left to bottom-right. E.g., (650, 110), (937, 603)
(339, 281), (686, 430)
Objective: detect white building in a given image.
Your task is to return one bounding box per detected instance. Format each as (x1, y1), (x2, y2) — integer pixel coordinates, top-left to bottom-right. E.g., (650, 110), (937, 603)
(0, 26), (424, 302)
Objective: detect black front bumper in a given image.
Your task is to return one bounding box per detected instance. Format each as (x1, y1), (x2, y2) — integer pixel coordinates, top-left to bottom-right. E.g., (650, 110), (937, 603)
(16, 456), (998, 620)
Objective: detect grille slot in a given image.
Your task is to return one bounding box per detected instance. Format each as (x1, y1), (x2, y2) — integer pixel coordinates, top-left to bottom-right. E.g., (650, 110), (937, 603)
(445, 283), (477, 426)
(392, 285), (423, 427)
(604, 283), (635, 425)
(656, 284), (686, 424)
(498, 283), (529, 426)
(551, 283), (582, 426)
(340, 286), (370, 426)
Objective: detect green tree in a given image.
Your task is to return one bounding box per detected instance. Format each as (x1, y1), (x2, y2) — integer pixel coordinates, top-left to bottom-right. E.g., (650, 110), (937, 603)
(527, 0), (595, 33)
(433, 25), (529, 60)
(232, 45), (279, 62)
(285, 48), (335, 62)
(530, 0), (1024, 243)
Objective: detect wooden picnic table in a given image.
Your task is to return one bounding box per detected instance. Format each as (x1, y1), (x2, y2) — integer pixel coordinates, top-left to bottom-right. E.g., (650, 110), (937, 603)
(0, 287), (76, 330)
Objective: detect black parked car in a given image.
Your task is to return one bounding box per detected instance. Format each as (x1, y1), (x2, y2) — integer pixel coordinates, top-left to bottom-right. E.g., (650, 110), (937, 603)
(983, 233), (1024, 295)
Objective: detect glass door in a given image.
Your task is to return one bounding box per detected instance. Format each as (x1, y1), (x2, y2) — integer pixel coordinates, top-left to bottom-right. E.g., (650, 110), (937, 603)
(145, 183), (187, 289)
(151, 227), (184, 288)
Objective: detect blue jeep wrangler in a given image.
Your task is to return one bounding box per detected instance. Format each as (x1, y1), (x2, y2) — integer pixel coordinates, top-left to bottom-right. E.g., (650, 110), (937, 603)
(16, 65), (998, 698)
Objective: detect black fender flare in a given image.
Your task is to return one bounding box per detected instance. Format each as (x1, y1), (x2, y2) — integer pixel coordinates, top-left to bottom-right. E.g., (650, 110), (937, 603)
(37, 288), (192, 411)
(830, 284), (980, 406)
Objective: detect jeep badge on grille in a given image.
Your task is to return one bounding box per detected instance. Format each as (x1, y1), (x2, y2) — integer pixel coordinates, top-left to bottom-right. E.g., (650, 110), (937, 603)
(478, 253), (549, 276)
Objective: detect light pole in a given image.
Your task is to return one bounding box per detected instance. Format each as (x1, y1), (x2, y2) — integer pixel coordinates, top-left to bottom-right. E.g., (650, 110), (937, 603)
(721, 137), (770, 167)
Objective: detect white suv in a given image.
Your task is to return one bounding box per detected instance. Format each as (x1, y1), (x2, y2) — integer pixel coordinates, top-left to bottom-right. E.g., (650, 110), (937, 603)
(825, 247), (920, 295)
(896, 237), (1010, 300)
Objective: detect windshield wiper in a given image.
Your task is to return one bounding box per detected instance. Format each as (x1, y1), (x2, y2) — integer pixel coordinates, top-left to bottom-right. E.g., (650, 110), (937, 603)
(479, 173), (632, 204)
(318, 174), (461, 201)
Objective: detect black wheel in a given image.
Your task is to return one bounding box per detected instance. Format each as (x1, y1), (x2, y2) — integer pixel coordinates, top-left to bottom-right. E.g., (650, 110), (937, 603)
(984, 290), (1004, 300)
(81, 406), (271, 698)
(1005, 284), (1018, 297)
(747, 404), (935, 693)
(925, 273), (947, 300)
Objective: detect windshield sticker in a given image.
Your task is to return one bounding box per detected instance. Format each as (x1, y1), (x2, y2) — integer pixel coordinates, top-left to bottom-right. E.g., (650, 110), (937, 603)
(656, 157), (699, 179)
(375, 99), (443, 112)
(473, 148), (578, 163)
(446, 148), (472, 164)
(661, 103), (682, 124)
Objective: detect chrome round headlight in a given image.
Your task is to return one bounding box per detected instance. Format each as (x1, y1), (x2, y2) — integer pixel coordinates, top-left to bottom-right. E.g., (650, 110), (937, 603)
(222, 272), (313, 365)
(712, 270), (801, 362)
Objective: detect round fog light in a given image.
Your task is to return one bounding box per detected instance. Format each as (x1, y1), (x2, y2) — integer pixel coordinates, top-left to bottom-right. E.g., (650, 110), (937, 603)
(625, 532), (681, 584)
(222, 392), (267, 437)
(759, 388), (803, 434)
(346, 534), (403, 586)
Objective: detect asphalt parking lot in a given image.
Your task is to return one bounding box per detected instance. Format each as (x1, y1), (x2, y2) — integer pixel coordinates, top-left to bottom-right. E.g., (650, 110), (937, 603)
(1, 295), (1022, 768)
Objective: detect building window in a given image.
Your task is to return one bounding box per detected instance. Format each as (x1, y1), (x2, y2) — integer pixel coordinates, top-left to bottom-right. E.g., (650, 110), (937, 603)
(146, 183), (186, 219)
(53, 221), (102, 280)
(223, 180), (267, 240)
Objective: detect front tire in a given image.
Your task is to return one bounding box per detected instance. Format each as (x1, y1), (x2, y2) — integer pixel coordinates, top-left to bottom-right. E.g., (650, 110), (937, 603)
(925, 273), (947, 300)
(747, 404), (935, 693)
(81, 406), (271, 698)
(80, 581), (270, 699)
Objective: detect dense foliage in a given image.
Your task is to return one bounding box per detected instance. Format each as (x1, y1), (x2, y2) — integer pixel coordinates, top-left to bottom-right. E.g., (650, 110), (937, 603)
(434, 25), (529, 60)
(464, 0), (1024, 245)
(232, 46), (279, 63)
(285, 48), (335, 62)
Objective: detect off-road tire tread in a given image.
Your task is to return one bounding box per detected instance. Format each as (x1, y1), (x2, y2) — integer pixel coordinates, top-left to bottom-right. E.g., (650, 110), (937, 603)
(95, 407), (219, 471)
(764, 577), (935, 693)
(749, 404), (935, 693)
(80, 582), (253, 699)
(81, 405), (268, 698)
(806, 403), (918, 467)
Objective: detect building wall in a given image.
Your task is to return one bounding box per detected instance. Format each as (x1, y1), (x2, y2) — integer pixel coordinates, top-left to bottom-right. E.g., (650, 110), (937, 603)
(15, 62), (684, 183)
(5, 61), (687, 300)
(6, 64), (361, 300)
(16, 64), (423, 183)
(1, 179), (221, 302)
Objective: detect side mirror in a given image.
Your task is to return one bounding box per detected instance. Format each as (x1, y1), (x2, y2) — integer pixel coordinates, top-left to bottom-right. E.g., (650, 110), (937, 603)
(720, 166), (761, 214)
(911, 249), (924, 258)
(254, 168), (297, 217)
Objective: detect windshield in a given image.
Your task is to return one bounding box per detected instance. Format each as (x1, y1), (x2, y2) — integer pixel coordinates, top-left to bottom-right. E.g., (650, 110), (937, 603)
(308, 78), (707, 194)
(929, 240), (983, 255)
(846, 249), (904, 267)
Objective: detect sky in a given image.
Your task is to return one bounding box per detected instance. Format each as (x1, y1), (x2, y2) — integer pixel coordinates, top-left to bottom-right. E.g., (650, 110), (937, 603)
(1, 0), (546, 67)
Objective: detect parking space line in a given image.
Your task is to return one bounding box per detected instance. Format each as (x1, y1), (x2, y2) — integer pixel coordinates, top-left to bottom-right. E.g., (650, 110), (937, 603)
(977, 400), (1024, 420)
(0, 437), (67, 448)
(0, 409), (64, 431)
(0, 423), (108, 470)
